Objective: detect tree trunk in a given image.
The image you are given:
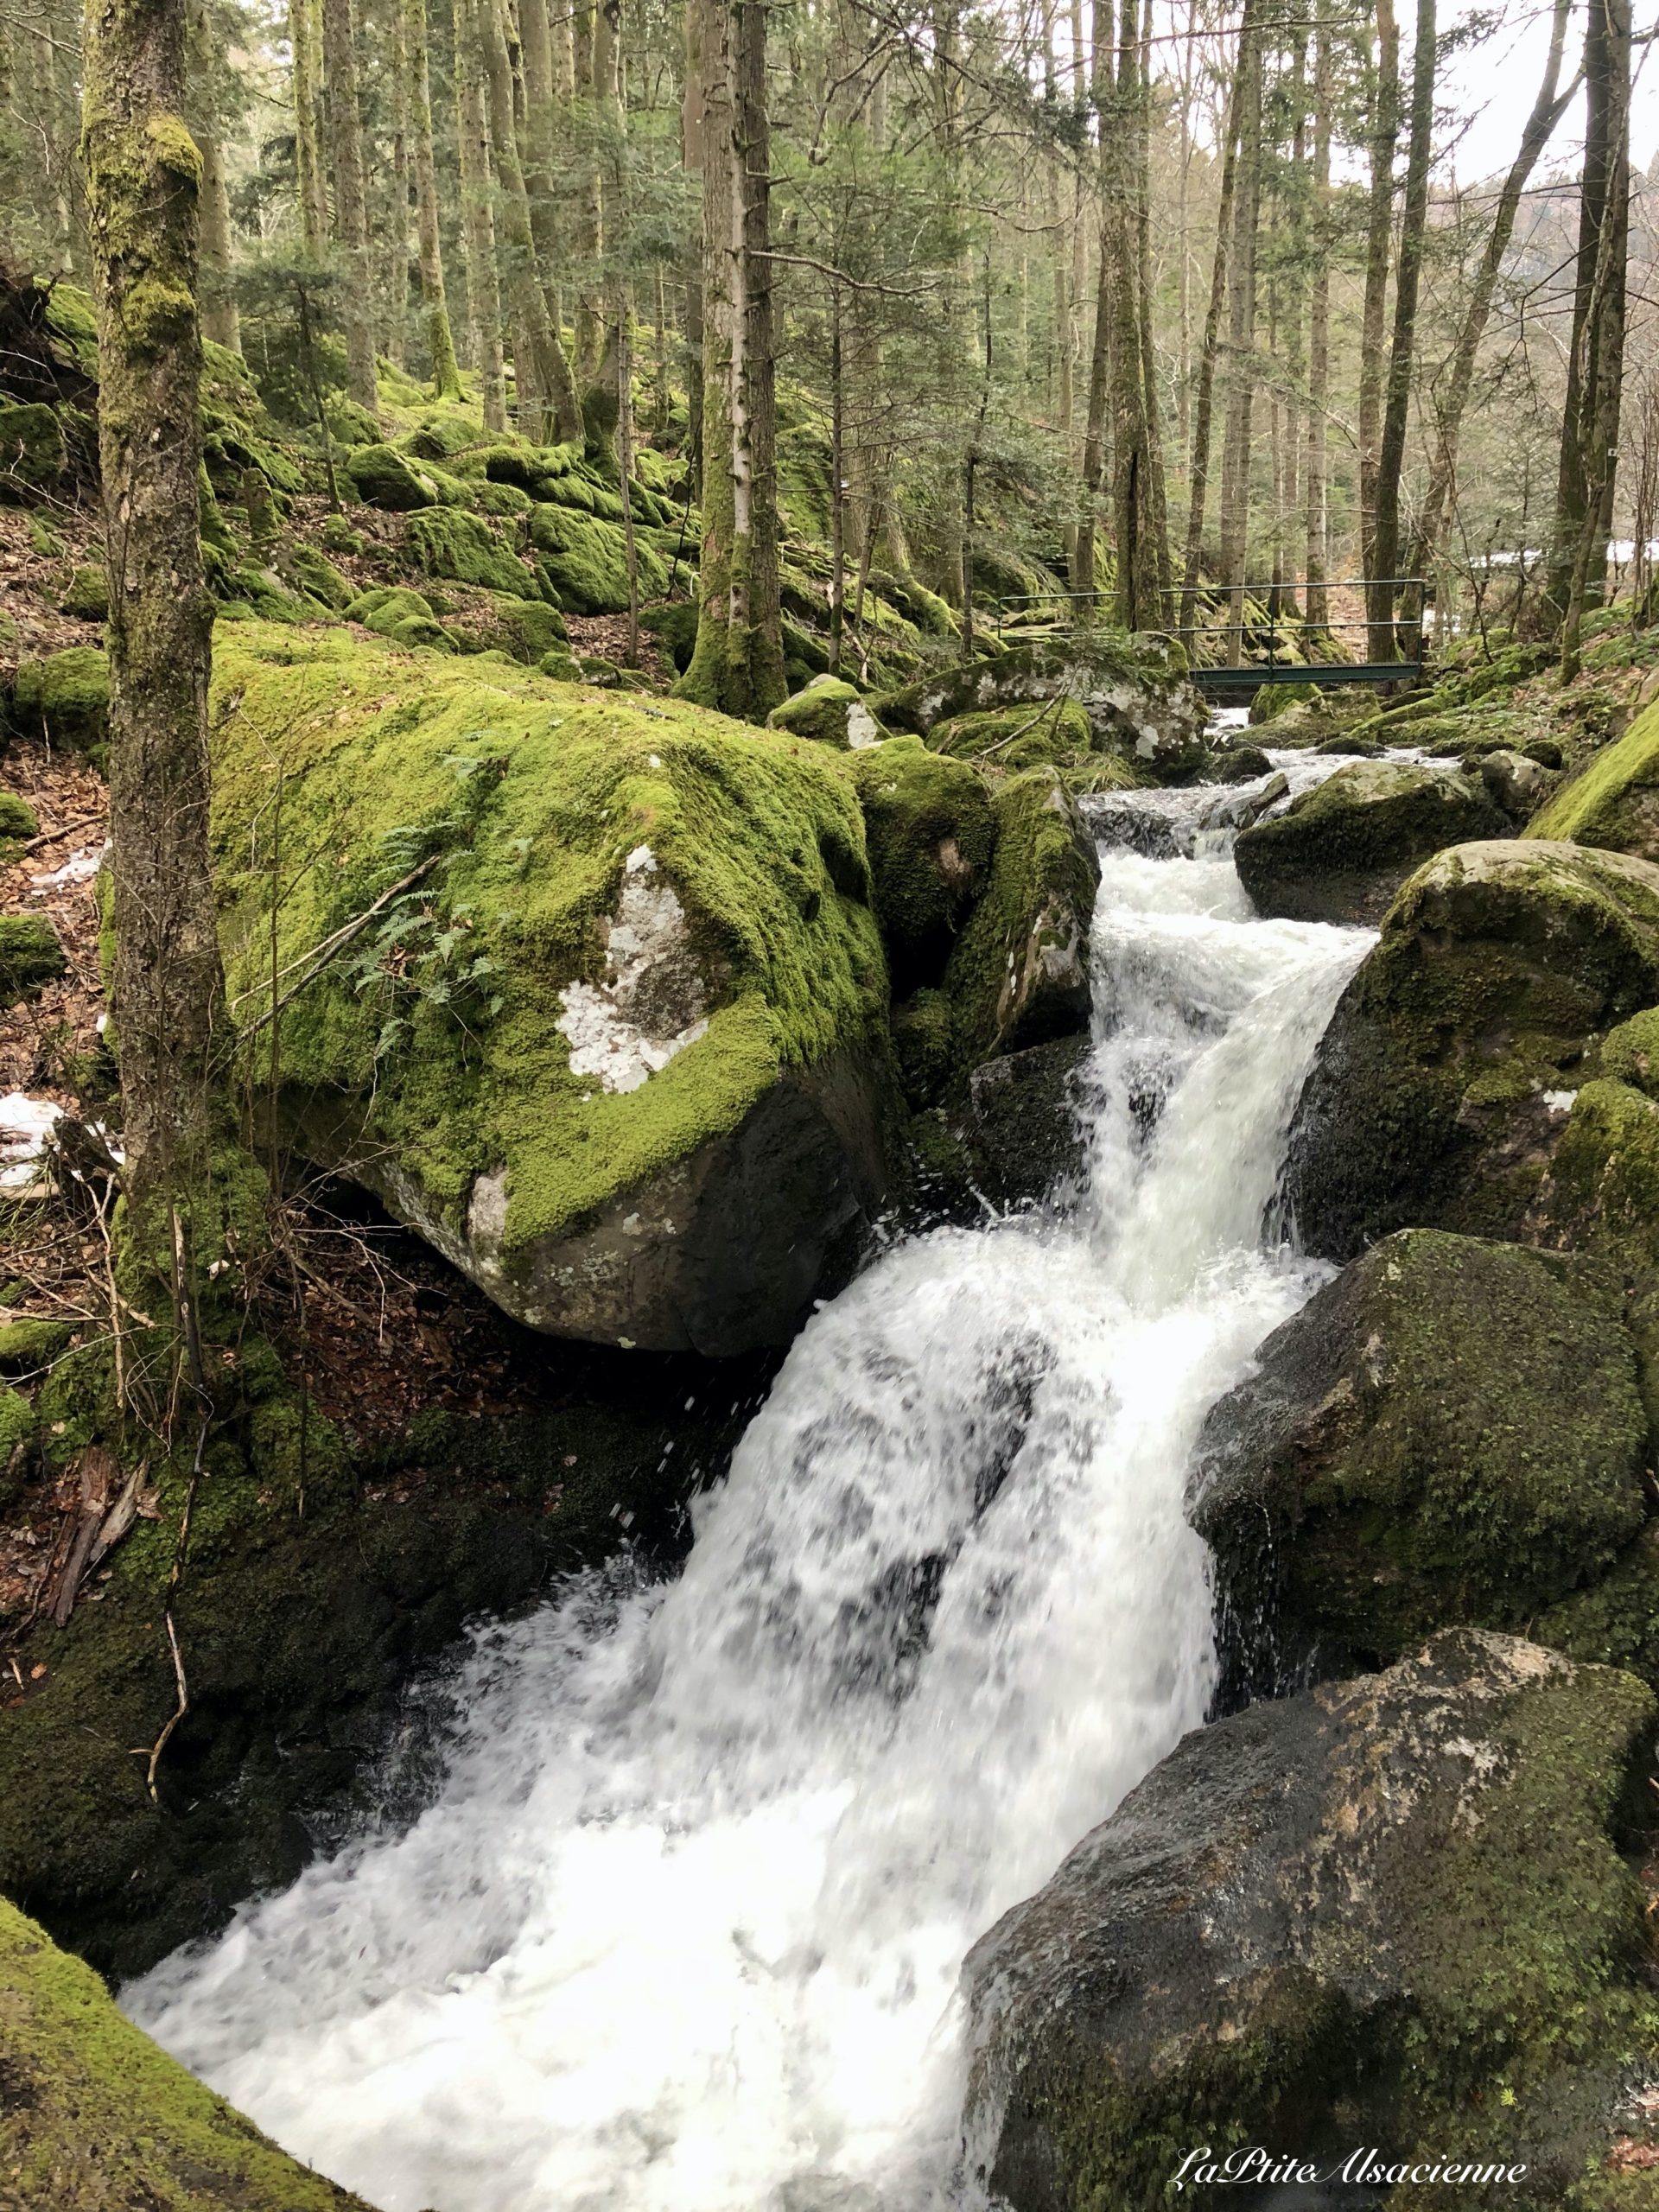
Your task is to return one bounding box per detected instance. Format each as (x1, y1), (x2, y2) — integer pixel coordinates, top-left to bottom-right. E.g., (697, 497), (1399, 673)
(573, 2), (605, 382)
(1411, 0), (1573, 580)
(454, 0), (507, 430)
(479, 0), (582, 444)
(289, 0), (327, 255)
(386, 0), (410, 365)
(1559, 0), (1632, 671)
(405, 0), (463, 397)
(1180, 10), (1244, 605)
(81, 0), (237, 1308)
(185, 0), (241, 355)
(1303, 10), (1332, 632)
(1369, 0), (1435, 659)
(1217, 0), (1263, 663)
(677, 0), (785, 720)
(1357, 0), (1400, 603)
(321, 0), (379, 412)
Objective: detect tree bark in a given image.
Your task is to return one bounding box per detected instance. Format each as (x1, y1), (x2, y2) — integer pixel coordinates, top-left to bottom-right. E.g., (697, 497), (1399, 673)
(186, 0), (240, 354)
(321, 0), (379, 412)
(1357, 0), (1400, 603)
(1559, 0), (1632, 671)
(289, 0), (327, 255)
(405, 0), (464, 397)
(386, 0), (410, 365)
(1303, 9), (1332, 632)
(677, 0), (785, 720)
(81, 0), (234, 1301)
(1369, 0), (1435, 659)
(1217, 0), (1263, 663)
(454, 0), (508, 430)
(1180, 10), (1244, 603)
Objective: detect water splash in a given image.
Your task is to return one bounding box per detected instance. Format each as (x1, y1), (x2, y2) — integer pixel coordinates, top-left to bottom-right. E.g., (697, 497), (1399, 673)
(127, 776), (1373, 2212)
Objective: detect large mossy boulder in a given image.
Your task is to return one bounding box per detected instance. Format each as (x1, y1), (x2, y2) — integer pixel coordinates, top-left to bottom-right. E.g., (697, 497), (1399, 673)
(210, 622), (895, 1355)
(1529, 697), (1659, 859)
(1189, 1230), (1648, 1699)
(1282, 840), (1659, 1259)
(847, 737), (995, 996)
(10, 645), (110, 754)
(767, 675), (891, 750)
(1234, 759), (1509, 925)
(343, 440), (444, 510)
(875, 632), (1206, 782)
(0, 1897), (375, 2210)
(962, 1629), (1659, 2212)
(944, 767), (1101, 1069)
(406, 505), (537, 596)
(527, 503), (669, 613)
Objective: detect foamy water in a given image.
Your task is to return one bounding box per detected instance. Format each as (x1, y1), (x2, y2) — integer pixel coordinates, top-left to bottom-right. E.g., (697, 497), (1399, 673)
(128, 762), (1371, 2212)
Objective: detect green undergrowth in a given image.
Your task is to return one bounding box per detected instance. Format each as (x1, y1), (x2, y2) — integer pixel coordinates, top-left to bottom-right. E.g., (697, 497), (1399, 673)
(210, 621), (890, 1255)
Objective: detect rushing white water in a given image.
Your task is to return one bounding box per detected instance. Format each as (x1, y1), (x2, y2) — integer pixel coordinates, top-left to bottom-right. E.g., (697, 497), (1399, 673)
(128, 764), (1373, 2212)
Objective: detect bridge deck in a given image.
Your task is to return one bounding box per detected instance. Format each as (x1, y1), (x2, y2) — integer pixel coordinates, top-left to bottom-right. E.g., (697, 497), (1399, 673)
(1192, 661), (1423, 694)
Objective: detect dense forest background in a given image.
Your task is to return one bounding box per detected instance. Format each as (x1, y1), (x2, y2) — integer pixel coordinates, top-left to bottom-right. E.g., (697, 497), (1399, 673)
(3, 0), (1651, 671)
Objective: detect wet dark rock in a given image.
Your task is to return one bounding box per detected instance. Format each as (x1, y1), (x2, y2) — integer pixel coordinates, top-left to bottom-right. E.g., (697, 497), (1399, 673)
(1234, 760), (1509, 925)
(962, 1630), (1656, 2212)
(1189, 1230), (1647, 1701)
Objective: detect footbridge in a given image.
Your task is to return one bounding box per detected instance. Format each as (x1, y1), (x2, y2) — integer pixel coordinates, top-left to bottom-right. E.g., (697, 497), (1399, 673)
(995, 580), (1430, 700)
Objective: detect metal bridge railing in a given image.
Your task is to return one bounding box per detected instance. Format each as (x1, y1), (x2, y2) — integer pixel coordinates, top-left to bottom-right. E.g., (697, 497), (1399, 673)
(994, 579), (1432, 688)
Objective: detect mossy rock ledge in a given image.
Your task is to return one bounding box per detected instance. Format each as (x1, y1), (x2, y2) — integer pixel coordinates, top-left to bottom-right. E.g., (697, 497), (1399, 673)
(211, 622), (895, 1355)
(1281, 839), (1659, 1260)
(1529, 696), (1659, 861)
(962, 1629), (1659, 2212)
(0, 1897), (376, 2210)
(1188, 1229), (1649, 1702)
(1234, 759), (1510, 926)
(874, 632), (1207, 783)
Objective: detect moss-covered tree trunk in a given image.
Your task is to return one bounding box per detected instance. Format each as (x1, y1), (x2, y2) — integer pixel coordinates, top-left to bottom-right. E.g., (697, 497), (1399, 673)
(386, 0), (410, 365)
(1180, 13), (1243, 600)
(81, 0), (236, 1304)
(404, 0), (463, 398)
(677, 0), (785, 722)
(1216, 0), (1262, 664)
(185, 0), (240, 354)
(1302, 9), (1332, 633)
(321, 0), (379, 413)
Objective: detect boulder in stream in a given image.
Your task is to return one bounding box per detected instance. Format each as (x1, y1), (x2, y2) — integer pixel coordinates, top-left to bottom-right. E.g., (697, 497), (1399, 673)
(210, 622), (897, 1355)
(1282, 839), (1659, 1257)
(1529, 696), (1659, 861)
(1233, 758), (1509, 925)
(962, 1629), (1658, 2212)
(1189, 1229), (1648, 1698)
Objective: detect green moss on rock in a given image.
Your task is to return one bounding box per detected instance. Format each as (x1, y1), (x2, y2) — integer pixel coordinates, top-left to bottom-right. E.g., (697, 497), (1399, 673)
(1191, 1230), (1649, 1695)
(406, 506), (537, 597)
(0, 914), (67, 1006)
(930, 697), (1096, 768)
(0, 1898), (375, 2210)
(1529, 699), (1659, 859)
(944, 766), (1101, 1071)
(1283, 841), (1659, 1259)
(1235, 760), (1510, 925)
(478, 594), (568, 663)
(11, 645), (111, 754)
(344, 441), (446, 511)
(0, 400), (67, 499)
(847, 737), (993, 995)
(208, 621), (895, 1352)
(0, 1317), (74, 1374)
(0, 790), (40, 849)
(768, 677), (892, 750)
(56, 560), (109, 620)
(527, 504), (668, 614)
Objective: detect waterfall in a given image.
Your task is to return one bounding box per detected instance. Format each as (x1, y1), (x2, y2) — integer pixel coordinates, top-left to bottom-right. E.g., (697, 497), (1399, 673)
(127, 755), (1372, 2212)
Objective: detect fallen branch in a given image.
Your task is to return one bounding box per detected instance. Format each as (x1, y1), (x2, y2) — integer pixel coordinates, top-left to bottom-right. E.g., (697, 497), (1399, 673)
(232, 852), (442, 1033)
(19, 814), (104, 855)
(143, 1612), (188, 1804)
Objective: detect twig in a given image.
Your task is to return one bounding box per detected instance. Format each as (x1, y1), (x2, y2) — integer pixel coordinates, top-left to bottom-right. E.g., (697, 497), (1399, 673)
(232, 852), (442, 1031)
(19, 814), (103, 855)
(143, 1612), (188, 1803)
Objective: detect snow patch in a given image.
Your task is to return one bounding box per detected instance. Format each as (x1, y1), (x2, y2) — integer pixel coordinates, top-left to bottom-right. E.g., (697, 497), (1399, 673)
(557, 846), (709, 1095)
(0, 1092), (62, 1193)
(846, 700), (883, 750)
